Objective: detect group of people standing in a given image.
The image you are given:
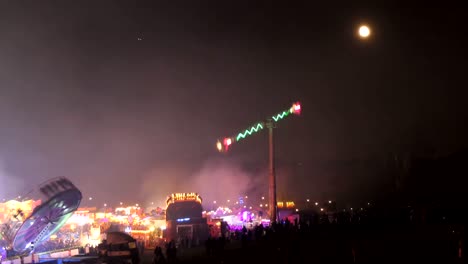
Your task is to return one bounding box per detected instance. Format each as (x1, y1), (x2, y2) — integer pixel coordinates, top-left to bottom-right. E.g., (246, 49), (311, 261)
(153, 240), (177, 263)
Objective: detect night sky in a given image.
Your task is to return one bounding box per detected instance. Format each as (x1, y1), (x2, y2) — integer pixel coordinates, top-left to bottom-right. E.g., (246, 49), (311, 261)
(0, 2), (467, 207)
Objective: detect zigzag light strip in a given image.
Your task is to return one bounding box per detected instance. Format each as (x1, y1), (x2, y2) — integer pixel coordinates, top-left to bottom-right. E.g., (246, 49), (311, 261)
(272, 110), (290, 122)
(236, 123), (264, 141)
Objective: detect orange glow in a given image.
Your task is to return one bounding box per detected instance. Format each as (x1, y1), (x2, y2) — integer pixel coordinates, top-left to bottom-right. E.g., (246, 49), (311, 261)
(358, 25), (371, 38)
(166, 193), (202, 207)
(130, 229), (151, 234)
(0, 199), (39, 223)
(278, 201), (295, 208)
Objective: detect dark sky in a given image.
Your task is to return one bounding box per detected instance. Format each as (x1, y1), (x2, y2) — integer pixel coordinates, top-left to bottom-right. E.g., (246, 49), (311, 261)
(0, 2), (467, 207)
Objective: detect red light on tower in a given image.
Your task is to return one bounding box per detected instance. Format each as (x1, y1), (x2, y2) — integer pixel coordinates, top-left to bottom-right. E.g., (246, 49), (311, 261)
(292, 102), (301, 115)
(223, 137), (232, 151)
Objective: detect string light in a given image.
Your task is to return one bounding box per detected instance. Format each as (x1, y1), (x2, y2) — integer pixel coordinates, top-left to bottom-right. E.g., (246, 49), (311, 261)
(272, 102), (301, 122)
(272, 111), (290, 122)
(218, 102), (301, 150)
(236, 123), (264, 141)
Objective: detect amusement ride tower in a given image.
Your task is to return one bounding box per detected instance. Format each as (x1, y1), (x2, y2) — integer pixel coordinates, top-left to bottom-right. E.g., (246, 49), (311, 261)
(216, 102), (301, 222)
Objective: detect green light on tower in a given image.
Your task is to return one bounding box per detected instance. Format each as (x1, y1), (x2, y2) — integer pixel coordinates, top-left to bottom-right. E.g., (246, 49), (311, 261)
(217, 102), (301, 151)
(236, 123), (264, 141)
(272, 110), (290, 122)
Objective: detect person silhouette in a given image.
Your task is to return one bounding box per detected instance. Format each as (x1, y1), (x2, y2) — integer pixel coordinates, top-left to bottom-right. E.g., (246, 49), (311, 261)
(153, 246), (166, 263)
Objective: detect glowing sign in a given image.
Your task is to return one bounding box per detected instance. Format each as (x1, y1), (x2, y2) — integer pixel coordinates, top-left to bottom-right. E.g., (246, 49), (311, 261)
(166, 193), (202, 206)
(277, 201), (295, 209)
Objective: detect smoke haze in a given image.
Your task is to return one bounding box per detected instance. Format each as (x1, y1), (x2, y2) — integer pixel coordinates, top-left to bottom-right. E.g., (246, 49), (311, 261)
(140, 158), (266, 208)
(0, 2), (467, 207)
(0, 158), (24, 199)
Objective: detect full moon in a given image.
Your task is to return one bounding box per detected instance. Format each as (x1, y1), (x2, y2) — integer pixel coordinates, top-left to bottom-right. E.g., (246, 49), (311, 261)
(358, 25), (371, 38)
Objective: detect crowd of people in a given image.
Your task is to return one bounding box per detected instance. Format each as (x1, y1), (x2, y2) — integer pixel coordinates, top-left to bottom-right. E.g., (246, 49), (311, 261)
(148, 207), (465, 263)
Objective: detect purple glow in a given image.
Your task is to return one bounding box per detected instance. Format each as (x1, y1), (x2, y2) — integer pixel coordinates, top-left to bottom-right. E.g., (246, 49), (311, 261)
(242, 211), (248, 221)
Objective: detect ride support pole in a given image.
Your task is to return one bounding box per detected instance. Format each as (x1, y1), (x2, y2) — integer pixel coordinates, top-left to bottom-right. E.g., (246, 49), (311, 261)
(267, 120), (277, 223)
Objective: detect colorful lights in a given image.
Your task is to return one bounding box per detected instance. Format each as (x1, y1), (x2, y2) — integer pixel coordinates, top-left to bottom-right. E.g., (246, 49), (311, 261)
(217, 137), (234, 152)
(216, 101), (301, 152)
(129, 229), (152, 234)
(277, 201), (296, 208)
(236, 123), (264, 141)
(213, 206), (233, 215)
(242, 211), (248, 221)
(291, 102), (301, 115)
(272, 102), (301, 122)
(223, 137), (232, 151)
(166, 193), (202, 207)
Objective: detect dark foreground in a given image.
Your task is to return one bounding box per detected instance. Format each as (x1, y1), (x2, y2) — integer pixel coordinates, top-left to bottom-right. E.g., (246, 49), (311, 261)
(140, 224), (465, 264)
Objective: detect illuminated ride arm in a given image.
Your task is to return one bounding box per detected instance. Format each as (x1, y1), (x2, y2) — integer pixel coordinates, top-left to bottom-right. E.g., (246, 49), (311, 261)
(216, 102), (301, 152)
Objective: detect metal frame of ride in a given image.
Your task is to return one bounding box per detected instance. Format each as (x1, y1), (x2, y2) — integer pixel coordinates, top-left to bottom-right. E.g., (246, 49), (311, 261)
(216, 102), (301, 222)
(1, 177), (82, 257)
